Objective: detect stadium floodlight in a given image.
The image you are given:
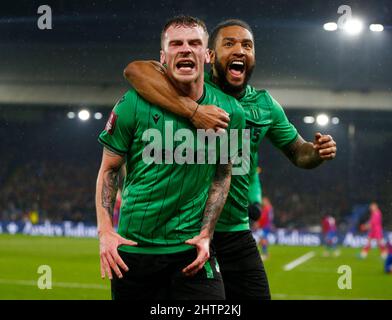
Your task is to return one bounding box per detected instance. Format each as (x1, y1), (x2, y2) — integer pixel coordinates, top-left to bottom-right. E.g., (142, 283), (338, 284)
(303, 116), (315, 124)
(343, 19), (364, 35)
(78, 110), (90, 121)
(94, 112), (103, 120)
(369, 24), (384, 32)
(332, 117), (340, 125)
(323, 22), (338, 31)
(316, 114), (329, 126)
(67, 112), (75, 119)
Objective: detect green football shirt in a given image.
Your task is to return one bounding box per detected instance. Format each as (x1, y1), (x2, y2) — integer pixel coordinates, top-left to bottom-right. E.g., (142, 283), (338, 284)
(99, 83), (245, 254)
(205, 73), (298, 232)
(248, 152), (262, 205)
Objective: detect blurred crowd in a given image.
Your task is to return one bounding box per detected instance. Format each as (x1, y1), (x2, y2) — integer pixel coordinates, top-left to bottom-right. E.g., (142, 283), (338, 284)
(0, 116), (391, 231)
(1, 156), (390, 231)
(262, 167), (392, 231)
(0, 158), (97, 223)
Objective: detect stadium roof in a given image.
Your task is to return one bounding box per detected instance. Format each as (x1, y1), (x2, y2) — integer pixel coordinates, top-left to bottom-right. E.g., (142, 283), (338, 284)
(1, 0), (391, 109)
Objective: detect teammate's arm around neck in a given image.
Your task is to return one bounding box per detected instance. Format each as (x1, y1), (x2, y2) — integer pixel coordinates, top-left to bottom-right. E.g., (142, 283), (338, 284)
(123, 60), (229, 131)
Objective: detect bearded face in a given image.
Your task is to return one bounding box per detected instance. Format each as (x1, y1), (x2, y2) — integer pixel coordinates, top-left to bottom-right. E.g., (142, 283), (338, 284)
(210, 25), (256, 96)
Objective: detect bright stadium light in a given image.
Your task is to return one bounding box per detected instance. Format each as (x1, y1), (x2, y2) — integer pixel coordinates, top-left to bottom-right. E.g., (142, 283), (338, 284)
(343, 19), (364, 35)
(303, 116), (315, 124)
(316, 114), (329, 126)
(67, 112), (75, 119)
(94, 112), (103, 120)
(78, 110), (90, 121)
(332, 117), (340, 125)
(369, 24), (384, 32)
(323, 22), (338, 31)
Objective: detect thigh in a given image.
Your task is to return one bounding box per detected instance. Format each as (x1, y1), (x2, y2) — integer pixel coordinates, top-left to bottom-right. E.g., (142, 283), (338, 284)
(221, 267), (270, 300)
(111, 250), (170, 300)
(214, 231), (271, 300)
(169, 250), (225, 300)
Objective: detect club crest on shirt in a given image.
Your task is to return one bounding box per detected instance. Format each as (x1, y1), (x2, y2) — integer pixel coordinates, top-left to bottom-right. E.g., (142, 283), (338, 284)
(105, 111), (117, 135)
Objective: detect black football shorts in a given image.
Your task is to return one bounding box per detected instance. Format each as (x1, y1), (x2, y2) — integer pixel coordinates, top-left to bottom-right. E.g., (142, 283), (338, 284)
(111, 248), (225, 300)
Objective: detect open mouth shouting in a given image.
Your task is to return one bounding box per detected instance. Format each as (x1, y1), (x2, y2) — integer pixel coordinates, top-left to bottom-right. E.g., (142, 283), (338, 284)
(176, 59), (196, 74)
(228, 60), (245, 81)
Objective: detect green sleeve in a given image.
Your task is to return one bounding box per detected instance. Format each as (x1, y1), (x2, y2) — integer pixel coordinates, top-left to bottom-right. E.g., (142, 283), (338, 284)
(224, 98), (246, 162)
(248, 152), (262, 205)
(228, 98), (246, 131)
(265, 92), (298, 149)
(98, 90), (137, 155)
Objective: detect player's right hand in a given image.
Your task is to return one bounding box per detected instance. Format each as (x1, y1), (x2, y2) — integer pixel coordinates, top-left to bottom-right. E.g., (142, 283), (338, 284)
(98, 229), (137, 280)
(190, 104), (230, 131)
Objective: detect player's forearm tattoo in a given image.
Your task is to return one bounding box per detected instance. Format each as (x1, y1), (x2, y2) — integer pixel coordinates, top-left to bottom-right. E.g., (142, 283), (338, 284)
(201, 162), (232, 238)
(101, 169), (119, 217)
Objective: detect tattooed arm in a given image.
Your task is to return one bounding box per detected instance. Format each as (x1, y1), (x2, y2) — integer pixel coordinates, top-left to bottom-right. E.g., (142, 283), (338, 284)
(182, 162), (232, 276)
(95, 147), (137, 280)
(200, 162), (232, 238)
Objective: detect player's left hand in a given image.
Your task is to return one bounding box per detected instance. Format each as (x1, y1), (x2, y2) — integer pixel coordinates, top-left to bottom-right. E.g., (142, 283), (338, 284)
(182, 234), (210, 277)
(190, 104), (230, 131)
(313, 132), (337, 160)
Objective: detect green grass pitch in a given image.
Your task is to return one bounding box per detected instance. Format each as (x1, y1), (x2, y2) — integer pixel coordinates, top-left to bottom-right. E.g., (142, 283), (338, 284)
(0, 234), (391, 300)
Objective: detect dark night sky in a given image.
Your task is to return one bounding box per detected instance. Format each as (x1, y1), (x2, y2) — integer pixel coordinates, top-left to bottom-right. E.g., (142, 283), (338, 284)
(1, 0), (392, 91)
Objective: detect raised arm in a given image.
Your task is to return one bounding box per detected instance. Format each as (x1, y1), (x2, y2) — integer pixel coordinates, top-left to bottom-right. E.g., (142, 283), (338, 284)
(123, 60), (230, 130)
(265, 92), (336, 169)
(182, 162), (232, 277)
(282, 133), (337, 169)
(96, 148), (137, 280)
